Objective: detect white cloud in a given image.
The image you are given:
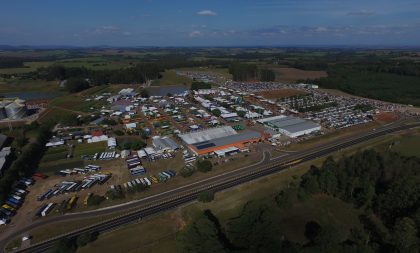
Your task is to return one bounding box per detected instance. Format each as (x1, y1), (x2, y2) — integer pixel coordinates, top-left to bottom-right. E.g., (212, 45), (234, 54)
(189, 30), (202, 37)
(92, 25), (120, 35)
(347, 10), (376, 16)
(197, 10), (217, 16)
(314, 26), (328, 32)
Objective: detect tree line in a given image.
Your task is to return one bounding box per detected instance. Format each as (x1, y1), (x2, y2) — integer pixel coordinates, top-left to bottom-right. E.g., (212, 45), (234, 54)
(0, 57), (25, 68)
(0, 123), (51, 202)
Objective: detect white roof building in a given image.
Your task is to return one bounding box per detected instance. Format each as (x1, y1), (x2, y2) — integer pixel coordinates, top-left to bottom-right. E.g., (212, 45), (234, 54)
(107, 137), (117, 148)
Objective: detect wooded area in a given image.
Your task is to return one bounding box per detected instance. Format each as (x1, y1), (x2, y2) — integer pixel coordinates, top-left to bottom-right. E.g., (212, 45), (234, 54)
(177, 150), (420, 253)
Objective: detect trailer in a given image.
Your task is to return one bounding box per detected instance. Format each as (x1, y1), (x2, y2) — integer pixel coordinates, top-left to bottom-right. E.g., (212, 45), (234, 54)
(10, 195), (22, 201)
(2, 205), (16, 212)
(65, 182), (78, 192)
(137, 178), (144, 186)
(143, 177), (151, 186)
(35, 204), (48, 217)
(38, 189), (53, 201)
(14, 188), (26, 194)
(7, 198), (22, 206)
(167, 170), (177, 177)
(150, 176), (159, 184)
(84, 193), (92, 205)
(162, 172), (171, 178)
(5, 201), (19, 209)
(41, 203), (55, 217)
(66, 195), (77, 210)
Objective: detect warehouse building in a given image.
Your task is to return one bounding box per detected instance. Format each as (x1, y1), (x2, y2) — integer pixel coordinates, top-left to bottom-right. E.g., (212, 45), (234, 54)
(258, 115), (321, 138)
(178, 126), (262, 156)
(152, 136), (179, 152)
(0, 99), (28, 120)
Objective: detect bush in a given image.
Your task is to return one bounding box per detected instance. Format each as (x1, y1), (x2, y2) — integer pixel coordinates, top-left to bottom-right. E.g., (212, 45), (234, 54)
(196, 160), (213, 173)
(191, 81), (211, 91)
(87, 194), (105, 206)
(180, 166), (196, 178)
(113, 130), (124, 136)
(48, 238), (77, 253)
(105, 189), (125, 200)
(197, 191), (215, 203)
(140, 89), (150, 98)
(211, 109), (221, 117)
(65, 77), (90, 93)
(121, 140), (146, 150)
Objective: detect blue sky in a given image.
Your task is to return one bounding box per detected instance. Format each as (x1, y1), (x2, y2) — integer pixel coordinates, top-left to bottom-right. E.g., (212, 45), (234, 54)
(1, 0), (420, 46)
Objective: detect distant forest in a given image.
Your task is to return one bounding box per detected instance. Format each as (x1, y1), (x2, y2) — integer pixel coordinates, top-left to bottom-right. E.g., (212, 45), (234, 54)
(177, 150), (420, 253)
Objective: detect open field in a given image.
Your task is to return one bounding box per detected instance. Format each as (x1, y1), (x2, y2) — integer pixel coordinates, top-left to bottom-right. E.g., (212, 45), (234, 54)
(151, 70), (192, 87)
(270, 67), (328, 83)
(77, 213), (180, 253)
(374, 112), (400, 123)
(37, 107), (79, 124)
(49, 95), (106, 113)
(257, 88), (307, 99)
(373, 130), (420, 157)
(0, 79), (62, 93)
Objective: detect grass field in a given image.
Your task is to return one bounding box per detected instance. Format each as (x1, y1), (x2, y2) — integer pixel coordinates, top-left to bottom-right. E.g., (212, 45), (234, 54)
(38, 142), (106, 175)
(374, 131), (420, 157)
(37, 107), (78, 124)
(278, 195), (361, 242)
(151, 70), (192, 87)
(40, 146), (69, 163)
(77, 213), (180, 253)
(73, 142), (107, 157)
(49, 95), (106, 113)
(0, 79), (62, 93)
(38, 159), (85, 175)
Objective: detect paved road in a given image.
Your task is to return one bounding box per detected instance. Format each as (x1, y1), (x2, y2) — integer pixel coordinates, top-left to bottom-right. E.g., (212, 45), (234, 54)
(2, 119), (420, 253)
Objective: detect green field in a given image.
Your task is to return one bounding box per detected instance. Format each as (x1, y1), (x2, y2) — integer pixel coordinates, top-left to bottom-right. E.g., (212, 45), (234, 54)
(39, 159), (85, 175)
(375, 133), (420, 157)
(38, 142), (106, 174)
(50, 95), (106, 113)
(151, 70), (192, 86)
(77, 213), (179, 253)
(73, 142), (107, 157)
(0, 78), (62, 93)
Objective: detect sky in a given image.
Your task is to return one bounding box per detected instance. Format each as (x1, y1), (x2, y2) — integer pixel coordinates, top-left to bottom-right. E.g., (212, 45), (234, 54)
(1, 0), (420, 47)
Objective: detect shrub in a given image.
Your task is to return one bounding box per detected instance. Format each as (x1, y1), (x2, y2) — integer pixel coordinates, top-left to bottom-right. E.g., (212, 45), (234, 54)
(196, 160), (213, 173)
